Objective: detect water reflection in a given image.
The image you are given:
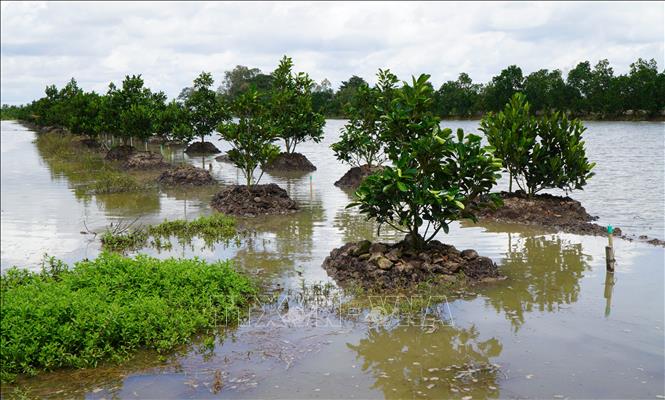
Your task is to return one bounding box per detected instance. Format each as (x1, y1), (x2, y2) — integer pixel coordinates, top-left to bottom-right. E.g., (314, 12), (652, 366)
(348, 325), (502, 399)
(486, 234), (592, 330)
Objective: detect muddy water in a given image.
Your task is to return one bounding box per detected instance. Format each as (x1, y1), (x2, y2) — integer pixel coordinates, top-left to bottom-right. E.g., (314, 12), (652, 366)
(1, 120), (664, 398)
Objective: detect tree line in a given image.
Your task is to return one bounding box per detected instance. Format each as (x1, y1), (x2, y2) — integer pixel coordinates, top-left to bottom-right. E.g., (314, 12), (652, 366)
(211, 57), (665, 119)
(2, 57), (663, 124)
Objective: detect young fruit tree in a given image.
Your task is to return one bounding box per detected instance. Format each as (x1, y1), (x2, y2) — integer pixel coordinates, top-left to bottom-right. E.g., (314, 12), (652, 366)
(105, 75), (164, 146)
(184, 72), (227, 146)
(480, 93), (595, 196)
(331, 69), (398, 168)
(217, 88), (280, 187)
(269, 56), (325, 154)
(349, 73), (503, 250)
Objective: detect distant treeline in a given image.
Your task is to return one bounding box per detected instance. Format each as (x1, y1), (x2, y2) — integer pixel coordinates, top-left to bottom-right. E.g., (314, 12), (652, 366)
(2, 57), (664, 122)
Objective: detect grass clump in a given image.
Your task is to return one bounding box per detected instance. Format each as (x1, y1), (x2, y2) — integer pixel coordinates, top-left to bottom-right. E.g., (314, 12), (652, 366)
(0, 253), (255, 382)
(149, 213), (236, 243)
(100, 213), (237, 252)
(100, 229), (149, 251)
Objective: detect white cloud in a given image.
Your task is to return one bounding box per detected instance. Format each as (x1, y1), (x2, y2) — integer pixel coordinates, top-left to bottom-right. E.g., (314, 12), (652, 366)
(1, 1), (663, 104)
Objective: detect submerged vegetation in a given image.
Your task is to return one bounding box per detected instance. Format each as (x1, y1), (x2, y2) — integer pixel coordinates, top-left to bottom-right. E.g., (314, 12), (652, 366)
(0, 253), (255, 382)
(101, 213), (237, 252)
(35, 131), (144, 195)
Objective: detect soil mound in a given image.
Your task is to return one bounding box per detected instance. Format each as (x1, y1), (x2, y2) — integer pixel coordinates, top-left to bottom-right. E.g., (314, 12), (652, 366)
(334, 165), (384, 188)
(185, 141), (221, 155)
(210, 184), (299, 216)
(158, 164), (214, 186)
(105, 145), (135, 161)
(264, 152), (316, 172)
(123, 152), (169, 169)
(323, 239), (503, 289)
(215, 153), (233, 163)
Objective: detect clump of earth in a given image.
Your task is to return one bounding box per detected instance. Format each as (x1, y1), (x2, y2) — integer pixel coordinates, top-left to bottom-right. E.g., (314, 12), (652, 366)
(215, 153), (233, 163)
(185, 141), (221, 155)
(210, 183), (299, 216)
(322, 239), (503, 289)
(264, 153), (316, 172)
(105, 145), (135, 161)
(158, 164), (215, 186)
(123, 152), (169, 169)
(334, 164), (384, 188)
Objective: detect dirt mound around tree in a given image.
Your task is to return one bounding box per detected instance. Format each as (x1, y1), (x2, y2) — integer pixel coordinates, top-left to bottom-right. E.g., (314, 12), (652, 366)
(158, 164), (215, 186)
(215, 153), (233, 163)
(185, 141), (221, 154)
(78, 138), (100, 149)
(334, 165), (384, 188)
(210, 184), (299, 216)
(105, 145), (135, 161)
(323, 239), (503, 289)
(264, 152), (316, 172)
(123, 152), (169, 169)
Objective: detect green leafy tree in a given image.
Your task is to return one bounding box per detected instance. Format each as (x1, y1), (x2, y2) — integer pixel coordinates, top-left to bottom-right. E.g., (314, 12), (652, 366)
(626, 58), (661, 115)
(331, 69), (398, 168)
(436, 72), (481, 117)
(268, 56), (325, 154)
(479, 93), (536, 192)
(66, 91), (103, 139)
(105, 75), (162, 145)
(350, 73), (502, 249)
(525, 113), (596, 195)
(480, 93), (595, 196)
(217, 89), (279, 187)
(185, 72), (227, 145)
(332, 75), (369, 117)
(481, 65), (524, 111)
(155, 99), (192, 142)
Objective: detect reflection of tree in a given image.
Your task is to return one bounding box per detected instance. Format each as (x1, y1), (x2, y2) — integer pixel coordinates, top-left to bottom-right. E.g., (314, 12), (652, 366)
(333, 188), (403, 243)
(347, 325), (502, 399)
(487, 234), (591, 330)
(233, 200), (325, 279)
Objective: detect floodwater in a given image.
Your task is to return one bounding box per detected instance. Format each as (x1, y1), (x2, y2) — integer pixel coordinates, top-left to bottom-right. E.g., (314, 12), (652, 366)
(1, 120), (664, 399)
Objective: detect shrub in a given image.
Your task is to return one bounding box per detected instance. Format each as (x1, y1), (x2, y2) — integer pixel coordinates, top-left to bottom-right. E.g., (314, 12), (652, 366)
(217, 89), (280, 187)
(268, 56), (325, 154)
(331, 69), (398, 168)
(480, 93), (595, 195)
(0, 253), (255, 382)
(349, 73), (502, 249)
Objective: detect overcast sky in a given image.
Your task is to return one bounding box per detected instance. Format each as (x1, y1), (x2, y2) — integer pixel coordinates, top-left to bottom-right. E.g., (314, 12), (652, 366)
(1, 1), (663, 105)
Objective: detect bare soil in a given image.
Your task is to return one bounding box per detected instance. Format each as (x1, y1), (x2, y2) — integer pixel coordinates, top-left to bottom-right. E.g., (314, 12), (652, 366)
(185, 141), (221, 155)
(158, 164), (215, 186)
(264, 152), (316, 172)
(105, 145), (135, 161)
(210, 184), (299, 216)
(323, 239), (503, 289)
(334, 164), (384, 189)
(123, 152), (169, 169)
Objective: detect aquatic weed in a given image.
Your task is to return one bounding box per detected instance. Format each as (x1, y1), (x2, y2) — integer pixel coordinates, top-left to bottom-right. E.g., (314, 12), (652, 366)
(0, 253), (256, 382)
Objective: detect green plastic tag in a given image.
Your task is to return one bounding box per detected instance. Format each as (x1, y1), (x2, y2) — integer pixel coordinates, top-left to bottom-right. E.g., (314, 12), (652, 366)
(607, 225), (614, 234)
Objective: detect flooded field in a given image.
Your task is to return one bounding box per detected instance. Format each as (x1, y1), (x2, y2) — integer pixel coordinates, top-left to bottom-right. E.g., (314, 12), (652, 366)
(1, 120), (664, 398)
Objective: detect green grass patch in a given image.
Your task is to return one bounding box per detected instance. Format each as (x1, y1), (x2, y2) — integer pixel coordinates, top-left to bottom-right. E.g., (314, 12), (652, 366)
(101, 213), (237, 252)
(0, 253), (255, 382)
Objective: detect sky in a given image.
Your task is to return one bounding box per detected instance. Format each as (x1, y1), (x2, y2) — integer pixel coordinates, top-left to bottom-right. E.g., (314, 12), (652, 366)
(1, 1), (663, 105)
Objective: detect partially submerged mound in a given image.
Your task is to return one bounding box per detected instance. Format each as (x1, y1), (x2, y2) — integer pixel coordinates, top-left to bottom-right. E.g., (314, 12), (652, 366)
(475, 191), (618, 237)
(79, 138), (100, 149)
(323, 240), (503, 289)
(105, 145), (135, 161)
(123, 152), (169, 169)
(185, 141), (221, 155)
(210, 183), (299, 216)
(158, 164), (214, 186)
(334, 164), (384, 188)
(215, 153), (233, 163)
(264, 152), (316, 172)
